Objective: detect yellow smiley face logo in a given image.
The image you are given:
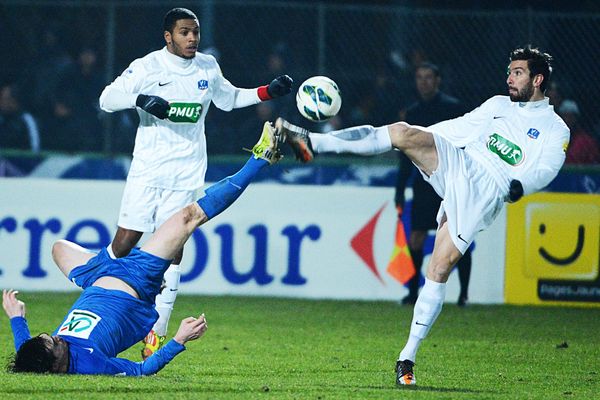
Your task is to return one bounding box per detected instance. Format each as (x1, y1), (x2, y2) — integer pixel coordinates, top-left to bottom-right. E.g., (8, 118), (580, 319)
(505, 193), (600, 305)
(524, 202), (599, 280)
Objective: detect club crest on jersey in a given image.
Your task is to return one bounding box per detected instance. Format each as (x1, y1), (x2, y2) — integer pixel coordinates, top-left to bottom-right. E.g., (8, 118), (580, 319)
(167, 102), (202, 123)
(487, 133), (524, 166)
(57, 309), (102, 339)
(198, 80), (208, 90)
(527, 128), (540, 139)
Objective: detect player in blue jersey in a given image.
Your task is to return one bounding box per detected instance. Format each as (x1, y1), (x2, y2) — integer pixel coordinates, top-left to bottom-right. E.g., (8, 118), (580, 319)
(2, 122), (281, 375)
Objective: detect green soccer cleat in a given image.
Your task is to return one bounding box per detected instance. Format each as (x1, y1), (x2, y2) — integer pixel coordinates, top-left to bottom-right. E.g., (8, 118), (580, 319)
(141, 329), (166, 360)
(252, 121), (282, 165)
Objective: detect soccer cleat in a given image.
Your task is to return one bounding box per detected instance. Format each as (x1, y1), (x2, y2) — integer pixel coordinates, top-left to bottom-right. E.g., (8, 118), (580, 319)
(396, 359), (416, 386)
(274, 117), (314, 163)
(252, 121), (282, 165)
(141, 330), (166, 360)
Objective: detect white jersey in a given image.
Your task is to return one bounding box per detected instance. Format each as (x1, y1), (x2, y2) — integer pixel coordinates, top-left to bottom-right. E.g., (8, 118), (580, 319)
(430, 95), (570, 196)
(100, 47), (259, 190)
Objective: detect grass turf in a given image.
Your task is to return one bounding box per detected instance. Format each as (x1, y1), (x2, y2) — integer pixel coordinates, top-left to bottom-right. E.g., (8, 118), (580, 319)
(0, 293), (599, 399)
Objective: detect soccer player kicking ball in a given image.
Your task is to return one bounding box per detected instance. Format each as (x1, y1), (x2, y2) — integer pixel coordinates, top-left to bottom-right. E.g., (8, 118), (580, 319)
(99, 7), (293, 359)
(275, 46), (569, 385)
(2, 123), (281, 375)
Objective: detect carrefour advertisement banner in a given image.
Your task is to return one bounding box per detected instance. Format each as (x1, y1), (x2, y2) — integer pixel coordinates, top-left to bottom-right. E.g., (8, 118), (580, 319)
(504, 192), (600, 306)
(0, 178), (505, 302)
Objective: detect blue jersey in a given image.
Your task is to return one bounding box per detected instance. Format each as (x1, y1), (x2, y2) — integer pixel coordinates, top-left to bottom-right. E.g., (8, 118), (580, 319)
(10, 247), (186, 375)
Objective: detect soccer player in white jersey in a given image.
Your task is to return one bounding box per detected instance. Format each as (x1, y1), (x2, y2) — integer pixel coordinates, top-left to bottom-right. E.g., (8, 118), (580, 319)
(275, 46), (570, 386)
(99, 8), (293, 359)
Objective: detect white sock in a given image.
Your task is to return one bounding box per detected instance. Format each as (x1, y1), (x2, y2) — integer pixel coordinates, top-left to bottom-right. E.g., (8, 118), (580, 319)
(399, 278), (446, 362)
(152, 264), (181, 337)
(106, 244), (117, 259)
(310, 125), (392, 155)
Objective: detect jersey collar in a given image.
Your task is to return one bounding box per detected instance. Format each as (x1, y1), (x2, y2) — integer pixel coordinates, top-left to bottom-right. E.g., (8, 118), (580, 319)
(161, 47), (194, 73)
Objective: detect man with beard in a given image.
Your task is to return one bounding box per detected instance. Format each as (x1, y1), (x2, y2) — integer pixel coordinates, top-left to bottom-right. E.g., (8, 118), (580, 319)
(275, 45), (570, 386)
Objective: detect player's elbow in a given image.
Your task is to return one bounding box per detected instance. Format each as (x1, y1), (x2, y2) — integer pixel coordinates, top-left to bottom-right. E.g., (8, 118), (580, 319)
(98, 89), (114, 113)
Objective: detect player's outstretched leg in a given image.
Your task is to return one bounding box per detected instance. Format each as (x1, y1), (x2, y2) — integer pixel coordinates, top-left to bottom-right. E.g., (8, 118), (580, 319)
(275, 117), (314, 162)
(139, 121), (280, 357)
(275, 117), (392, 162)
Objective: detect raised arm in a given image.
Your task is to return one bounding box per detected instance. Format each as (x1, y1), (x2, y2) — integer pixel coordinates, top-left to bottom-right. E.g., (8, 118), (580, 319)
(2, 289), (31, 351)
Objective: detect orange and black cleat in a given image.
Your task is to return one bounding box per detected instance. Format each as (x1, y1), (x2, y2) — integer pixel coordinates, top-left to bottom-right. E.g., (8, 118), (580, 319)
(396, 359), (416, 386)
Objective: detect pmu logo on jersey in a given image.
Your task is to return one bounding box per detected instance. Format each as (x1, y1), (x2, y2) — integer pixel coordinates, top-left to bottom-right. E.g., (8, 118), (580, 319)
(198, 80), (208, 90)
(487, 133), (523, 166)
(167, 103), (202, 123)
(527, 128), (540, 139)
(58, 309), (102, 339)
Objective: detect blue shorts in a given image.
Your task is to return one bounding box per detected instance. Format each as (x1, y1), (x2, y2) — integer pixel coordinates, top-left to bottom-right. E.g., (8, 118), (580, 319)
(68, 248), (171, 304)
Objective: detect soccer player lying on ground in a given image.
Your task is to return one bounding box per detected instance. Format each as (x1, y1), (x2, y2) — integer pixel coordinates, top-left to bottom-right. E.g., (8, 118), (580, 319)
(2, 122), (282, 375)
(275, 46), (569, 386)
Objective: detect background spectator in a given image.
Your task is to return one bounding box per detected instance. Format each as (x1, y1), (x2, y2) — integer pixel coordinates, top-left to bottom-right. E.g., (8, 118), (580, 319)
(559, 100), (600, 165)
(0, 83), (41, 153)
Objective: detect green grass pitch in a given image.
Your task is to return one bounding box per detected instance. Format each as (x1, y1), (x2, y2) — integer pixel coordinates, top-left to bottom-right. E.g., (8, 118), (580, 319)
(1, 292), (599, 399)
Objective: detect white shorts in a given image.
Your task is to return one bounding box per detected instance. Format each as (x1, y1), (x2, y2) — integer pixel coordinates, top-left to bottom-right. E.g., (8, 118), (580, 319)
(419, 133), (506, 254)
(118, 181), (199, 233)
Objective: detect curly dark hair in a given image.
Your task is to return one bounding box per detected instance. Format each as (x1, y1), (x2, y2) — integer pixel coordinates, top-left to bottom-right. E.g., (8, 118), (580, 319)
(163, 8), (198, 33)
(510, 45), (553, 92)
(7, 336), (57, 373)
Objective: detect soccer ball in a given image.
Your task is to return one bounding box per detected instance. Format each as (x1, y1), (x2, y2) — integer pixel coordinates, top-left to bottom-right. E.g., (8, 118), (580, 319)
(296, 76), (342, 122)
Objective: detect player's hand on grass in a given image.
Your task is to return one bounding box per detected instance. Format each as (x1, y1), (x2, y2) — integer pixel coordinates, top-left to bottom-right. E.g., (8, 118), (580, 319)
(136, 94), (170, 119)
(174, 314), (207, 345)
(268, 75), (293, 98)
(2, 289), (26, 319)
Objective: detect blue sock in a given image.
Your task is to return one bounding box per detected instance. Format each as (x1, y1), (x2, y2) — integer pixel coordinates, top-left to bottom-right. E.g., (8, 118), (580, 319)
(197, 157), (267, 219)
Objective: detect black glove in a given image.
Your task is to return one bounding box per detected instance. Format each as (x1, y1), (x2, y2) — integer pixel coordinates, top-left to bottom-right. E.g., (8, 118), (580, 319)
(136, 94), (170, 119)
(507, 179), (524, 203)
(267, 75), (293, 98)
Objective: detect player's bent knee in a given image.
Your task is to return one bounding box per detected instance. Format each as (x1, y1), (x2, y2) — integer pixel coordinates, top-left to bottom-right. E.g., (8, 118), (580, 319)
(51, 240), (69, 264)
(387, 122), (410, 149)
(389, 122), (429, 150)
(181, 203), (205, 227)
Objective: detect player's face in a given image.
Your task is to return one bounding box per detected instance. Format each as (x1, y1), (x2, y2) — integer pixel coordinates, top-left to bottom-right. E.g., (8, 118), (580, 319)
(166, 18), (200, 59)
(39, 333), (69, 373)
(415, 68), (440, 101)
(506, 60), (535, 102)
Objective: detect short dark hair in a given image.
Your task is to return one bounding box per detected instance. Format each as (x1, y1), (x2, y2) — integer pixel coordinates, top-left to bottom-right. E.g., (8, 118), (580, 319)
(510, 45), (553, 92)
(163, 8), (198, 33)
(415, 62), (440, 78)
(8, 336), (56, 373)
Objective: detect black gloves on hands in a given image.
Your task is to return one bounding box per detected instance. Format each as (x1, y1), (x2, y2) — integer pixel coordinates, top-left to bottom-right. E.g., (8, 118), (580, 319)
(136, 94), (170, 119)
(507, 179), (524, 203)
(267, 75), (293, 98)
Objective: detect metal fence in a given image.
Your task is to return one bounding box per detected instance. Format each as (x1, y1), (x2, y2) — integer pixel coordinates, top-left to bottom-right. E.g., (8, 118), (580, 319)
(1, 1), (599, 164)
